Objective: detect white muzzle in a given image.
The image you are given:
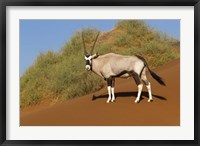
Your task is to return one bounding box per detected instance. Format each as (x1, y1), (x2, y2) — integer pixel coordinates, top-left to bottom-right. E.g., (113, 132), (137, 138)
(85, 65), (91, 70)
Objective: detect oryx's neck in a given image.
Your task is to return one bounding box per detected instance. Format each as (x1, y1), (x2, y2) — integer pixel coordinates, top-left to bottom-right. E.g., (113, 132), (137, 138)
(91, 58), (103, 77)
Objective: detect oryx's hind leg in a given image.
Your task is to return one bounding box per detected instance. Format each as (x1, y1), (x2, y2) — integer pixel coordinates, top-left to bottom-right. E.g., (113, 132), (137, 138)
(132, 73), (143, 103)
(111, 78), (115, 102)
(106, 78), (112, 103)
(141, 68), (153, 102)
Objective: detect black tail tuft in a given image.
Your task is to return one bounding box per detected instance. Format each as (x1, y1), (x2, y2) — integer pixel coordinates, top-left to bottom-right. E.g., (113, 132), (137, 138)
(149, 70), (166, 86)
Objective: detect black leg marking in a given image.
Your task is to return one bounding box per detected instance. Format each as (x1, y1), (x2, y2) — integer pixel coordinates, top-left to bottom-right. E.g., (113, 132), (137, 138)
(107, 78), (112, 87)
(132, 73), (141, 86)
(142, 80), (149, 86)
(111, 78), (115, 87)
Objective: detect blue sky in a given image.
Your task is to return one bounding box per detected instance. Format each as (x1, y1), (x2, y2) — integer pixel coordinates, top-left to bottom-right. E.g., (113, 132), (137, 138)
(20, 20), (180, 75)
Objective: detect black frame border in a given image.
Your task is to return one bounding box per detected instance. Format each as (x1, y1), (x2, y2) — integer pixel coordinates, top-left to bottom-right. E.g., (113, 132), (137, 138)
(0, 0), (199, 146)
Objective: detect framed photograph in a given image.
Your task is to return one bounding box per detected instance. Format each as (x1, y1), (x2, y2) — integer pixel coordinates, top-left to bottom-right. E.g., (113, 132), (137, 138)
(0, 0), (199, 145)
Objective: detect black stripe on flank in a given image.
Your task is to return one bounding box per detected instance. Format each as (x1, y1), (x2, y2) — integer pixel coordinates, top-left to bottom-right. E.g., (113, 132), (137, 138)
(113, 71), (128, 77)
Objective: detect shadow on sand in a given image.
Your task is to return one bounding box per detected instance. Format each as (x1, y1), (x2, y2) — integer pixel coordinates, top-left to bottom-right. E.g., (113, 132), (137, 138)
(92, 91), (166, 101)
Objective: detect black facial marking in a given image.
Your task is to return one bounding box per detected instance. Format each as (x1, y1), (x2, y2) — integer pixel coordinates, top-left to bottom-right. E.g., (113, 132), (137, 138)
(85, 55), (92, 70)
(85, 60), (90, 65)
(85, 55), (91, 66)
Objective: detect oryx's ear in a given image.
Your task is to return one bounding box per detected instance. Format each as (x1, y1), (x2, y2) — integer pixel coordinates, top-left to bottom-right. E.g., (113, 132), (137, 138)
(91, 53), (99, 59)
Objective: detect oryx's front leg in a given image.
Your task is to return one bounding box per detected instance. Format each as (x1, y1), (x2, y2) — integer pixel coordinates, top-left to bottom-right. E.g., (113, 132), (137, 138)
(106, 78), (112, 103)
(106, 78), (115, 103)
(107, 86), (111, 103)
(111, 78), (115, 102)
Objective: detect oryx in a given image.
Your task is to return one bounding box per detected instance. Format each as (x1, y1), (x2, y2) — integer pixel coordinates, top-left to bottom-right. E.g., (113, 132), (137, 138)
(82, 32), (166, 103)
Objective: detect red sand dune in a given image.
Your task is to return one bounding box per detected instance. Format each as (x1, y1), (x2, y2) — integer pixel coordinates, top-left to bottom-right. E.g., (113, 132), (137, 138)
(20, 59), (180, 126)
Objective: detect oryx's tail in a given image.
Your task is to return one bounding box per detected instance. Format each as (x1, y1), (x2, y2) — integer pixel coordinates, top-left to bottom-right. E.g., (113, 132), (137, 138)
(148, 69), (166, 86)
(136, 55), (166, 86)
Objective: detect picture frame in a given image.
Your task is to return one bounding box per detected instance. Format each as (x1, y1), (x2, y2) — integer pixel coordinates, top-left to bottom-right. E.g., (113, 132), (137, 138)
(0, 0), (199, 145)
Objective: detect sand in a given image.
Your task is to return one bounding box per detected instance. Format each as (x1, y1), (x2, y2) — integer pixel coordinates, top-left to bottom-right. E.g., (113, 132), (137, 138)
(20, 59), (180, 126)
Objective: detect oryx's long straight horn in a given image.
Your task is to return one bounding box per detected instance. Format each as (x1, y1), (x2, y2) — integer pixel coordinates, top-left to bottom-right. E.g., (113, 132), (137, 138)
(90, 32), (100, 55)
(82, 32), (87, 55)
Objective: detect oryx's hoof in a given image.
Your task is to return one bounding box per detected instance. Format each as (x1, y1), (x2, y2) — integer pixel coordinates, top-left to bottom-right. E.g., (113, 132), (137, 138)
(135, 100), (139, 103)
(111, 99), (115, 102)
(148, 99), (153, 102)
(106, 100), (110, 103)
